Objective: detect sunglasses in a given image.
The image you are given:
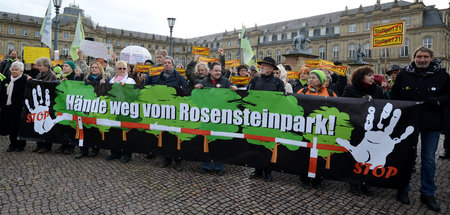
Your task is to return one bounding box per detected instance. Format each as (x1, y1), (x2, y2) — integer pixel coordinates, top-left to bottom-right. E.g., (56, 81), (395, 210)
(118, 68), (127, 70)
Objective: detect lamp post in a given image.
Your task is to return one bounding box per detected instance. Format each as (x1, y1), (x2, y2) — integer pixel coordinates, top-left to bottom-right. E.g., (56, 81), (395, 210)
(167, 17), (176, 57)
(53, 0), (62, 56)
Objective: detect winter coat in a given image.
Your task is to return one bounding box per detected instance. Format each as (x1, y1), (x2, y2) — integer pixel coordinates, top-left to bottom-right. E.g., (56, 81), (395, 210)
(186, 55), (226, 86)
(248, 72), (285, 92)
(36, 70), (57, 81)
(297, 85), (337, 97)
(0, 58), (17, 77)
(198, 75), (233, 89)
(289, 79), (308, 93)
(342, 83), (384, 99)
(156, 69), (187, 87)
(85, 74), (107, 85)
(0, 75), (27, 134)
(330, 74), (348, 96)
(391, 59), (450, 131)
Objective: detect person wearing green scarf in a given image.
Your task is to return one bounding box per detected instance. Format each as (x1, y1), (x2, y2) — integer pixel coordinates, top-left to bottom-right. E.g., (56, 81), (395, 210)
(0, 50), (18, 77)
(59, 61), (76, 80)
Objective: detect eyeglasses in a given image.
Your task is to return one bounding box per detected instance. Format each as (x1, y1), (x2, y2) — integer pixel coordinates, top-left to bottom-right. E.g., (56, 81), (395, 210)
(91, 67), (99, 69)
(118, 68), (127, 70)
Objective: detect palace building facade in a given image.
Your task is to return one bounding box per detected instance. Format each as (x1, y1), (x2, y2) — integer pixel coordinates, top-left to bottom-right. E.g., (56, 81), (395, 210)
(0, 0), (448, 72)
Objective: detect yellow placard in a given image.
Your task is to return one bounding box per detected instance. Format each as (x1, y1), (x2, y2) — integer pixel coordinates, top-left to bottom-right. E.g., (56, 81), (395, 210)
(287, 71), (299, 80)
(230, 76), (252, 85)
(23, 47), (51, 64)
(52, 60), (63, 67)
(372, 34), (404, 48)
(371, 21), (405, 49)
(192, 46), (210, 56)
(199, 56), (218, 64)
(305, 60), (320, 68)
(135, 65), (152, 73)
(319, 60), (348, 76)
(0, 55), (4, 61)
(148, 66), (164, 76)
(177, 69), (186, 78)
(225, 60), (240, 68)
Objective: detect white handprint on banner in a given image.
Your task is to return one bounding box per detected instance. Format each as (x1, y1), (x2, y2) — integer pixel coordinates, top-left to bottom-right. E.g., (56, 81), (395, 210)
(25, 85), (69, 134)
(336, 103), (414, 169)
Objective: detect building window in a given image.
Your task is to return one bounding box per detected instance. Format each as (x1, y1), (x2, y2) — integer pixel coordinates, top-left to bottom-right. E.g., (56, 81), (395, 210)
(334, 26), (340, 34)
(22, 29), (28, 36)
(259, 36), (264, 43)
(348, 44), (356, 59)
(423, 37), (432, 48)
(319, 47), (326, 59)
(155, 45), (159, 50)
(332, 45), (339, 59)
(228, 41), (231, 47)
(364, 43), (371, 58)
(63, 46), (69, 56)
(364, 22), (371, 31)
(7, 44), (15, 53)
(133, 42), (137, 46)
(259, 51), (263, 60)
(124, 42), (129, 47)
(8, 27), (15, 34)
(116, 41), (121, 46)
(381, 19), (390, 24)
(276, 50), (281, 63)
(227, 53), (231, 61)
(401, 17), (411, 26)
(182, 58), (185, 67)
(308, 29), (314, 37)
(35, 31), (40, 37)
(107, 40), (112, 44)
(307, 47), (313, 54)
(268, 34), (272, 42)
(236, 52), (240, 60)
(287, 32), (292, 40)
(175, 58), (179, 66)
(64, 32), (69, 39)
(349, 24), (356, 33)
(277, 34), (282, 41)
(381, 48), (390, 58)
(267, 50), (272, 58)
(320, 27), (326, 36)
(400, 39), (409, 57)
(176, 47), (180, 53)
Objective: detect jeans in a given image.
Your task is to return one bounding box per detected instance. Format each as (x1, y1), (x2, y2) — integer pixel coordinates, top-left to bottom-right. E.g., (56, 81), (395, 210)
(202, 162), (223, 170)
(419, 131), (441, 195)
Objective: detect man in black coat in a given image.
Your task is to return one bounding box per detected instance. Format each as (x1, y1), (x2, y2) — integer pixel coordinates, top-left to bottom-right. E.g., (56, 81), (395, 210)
(391, 46), (449, 212)
(0, 50), (19, 77)
(247, 57), (284, 182)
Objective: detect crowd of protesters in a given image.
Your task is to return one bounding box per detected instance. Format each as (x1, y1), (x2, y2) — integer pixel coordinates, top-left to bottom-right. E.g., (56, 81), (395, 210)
(0, 46), (448, 212)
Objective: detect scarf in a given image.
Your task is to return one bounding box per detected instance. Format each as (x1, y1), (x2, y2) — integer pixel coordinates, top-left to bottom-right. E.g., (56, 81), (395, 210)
(112, 74), (128, 83)
(300, 79), (308, 86)
(6, 74), (22, 105)
(59, 71), (72, 79)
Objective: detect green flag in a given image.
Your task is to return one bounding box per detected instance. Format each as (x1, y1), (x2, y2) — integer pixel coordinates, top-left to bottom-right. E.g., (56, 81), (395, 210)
(0, 73), (6, 81)
(240, 25), (257, 67)
(40, 0), (52, 49)
(70, 13), (85, 61)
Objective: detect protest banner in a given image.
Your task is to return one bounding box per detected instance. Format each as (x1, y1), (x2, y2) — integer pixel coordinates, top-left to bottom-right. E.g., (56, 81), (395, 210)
(23, 47), (51, 63)
(52, 60), (63, 67)
(192, 46), (210, 56)
(19, 80), (420, 189)
(305, 60), (320, 68)
(80, 40), (114, 60)
(199, 56), (218, 64)
(287, 71), (299, 80)
(371, 21), (406, 48)
(319, 60), (348, 76)
(148, 66), (164, 76)
(135, 65), (152, 73)
(230, 76), (252, 85)
(225, 60), (240, 68)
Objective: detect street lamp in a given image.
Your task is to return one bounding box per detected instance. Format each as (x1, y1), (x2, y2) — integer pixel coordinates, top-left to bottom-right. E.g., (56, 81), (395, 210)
(53, 0), (62, 56)
(167, 17), (176, 57)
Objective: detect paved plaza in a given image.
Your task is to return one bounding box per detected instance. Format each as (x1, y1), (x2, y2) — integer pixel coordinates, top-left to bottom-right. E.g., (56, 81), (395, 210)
(0, 135), (448, 214)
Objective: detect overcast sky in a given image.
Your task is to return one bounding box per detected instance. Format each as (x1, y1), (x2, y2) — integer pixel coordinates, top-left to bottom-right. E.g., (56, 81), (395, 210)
(1, 0), (447, 38)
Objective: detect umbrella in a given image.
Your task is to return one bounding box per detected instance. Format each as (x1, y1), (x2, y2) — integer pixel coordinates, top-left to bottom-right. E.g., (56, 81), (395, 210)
(120, 46), (152, 65)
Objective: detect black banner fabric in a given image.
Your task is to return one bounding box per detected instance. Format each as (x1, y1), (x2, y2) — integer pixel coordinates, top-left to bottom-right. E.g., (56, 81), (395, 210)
(17, 80), (420, 188)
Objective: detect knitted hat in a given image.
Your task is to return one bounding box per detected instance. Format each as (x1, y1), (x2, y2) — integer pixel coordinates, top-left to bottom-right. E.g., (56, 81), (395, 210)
(64, 61), (76, 71)
(309, 70), (326, 85)
(373, 74), (384, 86)
(53, 66), (62, 74)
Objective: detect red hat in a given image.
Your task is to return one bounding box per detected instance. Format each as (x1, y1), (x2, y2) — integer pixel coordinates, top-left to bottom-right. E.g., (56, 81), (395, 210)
(373, 74), (384, 86)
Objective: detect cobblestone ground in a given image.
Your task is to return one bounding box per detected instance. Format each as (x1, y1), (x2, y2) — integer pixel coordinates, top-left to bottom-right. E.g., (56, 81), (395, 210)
(0, 135), (448, 215)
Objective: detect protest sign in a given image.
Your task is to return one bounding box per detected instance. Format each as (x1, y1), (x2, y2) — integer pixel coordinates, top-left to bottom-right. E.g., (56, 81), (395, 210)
(0, 55), (4, 61)
(199, 56), (218, 64)
(225, 60), (240, 68)
(80, 40), (114, 60)
(305, 60), (320, 68)
(287, 71), (299, 80)
(19, 80), (420, 189)
(52, 60), (63, 67)
(177, 69), (186, 78)
(371, 21), (406, 48)
(230, 76), (252, 85)
(23, 47), (51, 63)
(319, 60), (348, 76)
(192, 46), (210, 56)
(135, 65), (152, 73)
(148, 66), (164, 76)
